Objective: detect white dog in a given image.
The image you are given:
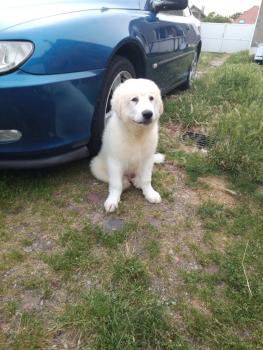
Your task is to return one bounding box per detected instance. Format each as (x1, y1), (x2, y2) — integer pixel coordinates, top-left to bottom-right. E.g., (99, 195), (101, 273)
(90, 78), (164, 212)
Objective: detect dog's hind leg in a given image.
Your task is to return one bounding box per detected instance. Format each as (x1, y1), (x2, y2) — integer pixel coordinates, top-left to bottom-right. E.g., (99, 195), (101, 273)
(90, 156), (108, 183)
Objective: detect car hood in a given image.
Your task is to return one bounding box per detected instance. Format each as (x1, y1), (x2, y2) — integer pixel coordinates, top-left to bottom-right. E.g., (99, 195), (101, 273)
(0, 0), (140, 32)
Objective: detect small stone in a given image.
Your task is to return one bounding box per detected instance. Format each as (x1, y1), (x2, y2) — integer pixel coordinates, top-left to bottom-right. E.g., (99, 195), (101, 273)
(23, 246), (33, 253)
(103, 217), (124, 232)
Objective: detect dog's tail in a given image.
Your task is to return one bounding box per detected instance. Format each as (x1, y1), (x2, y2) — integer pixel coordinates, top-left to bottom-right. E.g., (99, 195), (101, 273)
(154, 153), (165, 164)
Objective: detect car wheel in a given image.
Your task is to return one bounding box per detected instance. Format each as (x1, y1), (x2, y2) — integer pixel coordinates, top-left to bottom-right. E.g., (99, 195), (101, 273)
(181, 50), (198, 90)
(88, 56), (136, 157)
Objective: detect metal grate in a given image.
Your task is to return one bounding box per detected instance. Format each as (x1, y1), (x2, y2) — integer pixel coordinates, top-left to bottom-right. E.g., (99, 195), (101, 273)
(182, 131), (215, 149)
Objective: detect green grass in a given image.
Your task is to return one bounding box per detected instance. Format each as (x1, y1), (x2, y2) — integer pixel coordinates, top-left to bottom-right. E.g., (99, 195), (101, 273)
(44, 227), (95, 273)
(0, 249), (25, 271)
(164, 51), (263, 183)
(10, 312), (47, 350)
(45, 223), (138, 274)
(57, 256), (189, 350)
(146, 238), (160, 259)
(94, 222), (137, 248)
(209, 103), (263, 183)
(21, 276), (52, 299)
(2, 301), (18, 318)
(225, 50), (253, 64)
(168, 150), (219, 184)
(177, 199), (263, 349)
(198, 52), (226, 71)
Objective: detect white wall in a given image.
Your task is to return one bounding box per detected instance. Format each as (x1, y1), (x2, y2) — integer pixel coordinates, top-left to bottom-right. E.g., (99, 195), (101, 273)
(201, 23), (256, 53)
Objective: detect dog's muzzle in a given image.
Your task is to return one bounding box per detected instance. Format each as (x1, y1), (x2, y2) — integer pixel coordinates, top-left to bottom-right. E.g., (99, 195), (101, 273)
(141, 110), (153, 125)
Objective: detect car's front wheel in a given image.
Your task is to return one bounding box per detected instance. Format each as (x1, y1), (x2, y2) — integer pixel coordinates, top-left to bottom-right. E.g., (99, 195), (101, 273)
(88, 56), (136, 157)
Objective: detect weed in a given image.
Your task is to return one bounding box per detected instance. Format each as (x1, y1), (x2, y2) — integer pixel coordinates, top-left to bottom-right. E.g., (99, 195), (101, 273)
(225, 51), (253, 64)
(198, 200), (227, 232)
(2, 301), (17, 318)
(209, 104), (263, 183)
(10, 312), (47, 350)
(0, 250), (25, 271)
(146, 239), (160, 259)
(21, 276), (52, 299)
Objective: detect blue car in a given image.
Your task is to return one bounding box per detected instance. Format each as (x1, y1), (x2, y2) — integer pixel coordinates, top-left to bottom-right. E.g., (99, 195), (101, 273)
(0, 0), (201, 168)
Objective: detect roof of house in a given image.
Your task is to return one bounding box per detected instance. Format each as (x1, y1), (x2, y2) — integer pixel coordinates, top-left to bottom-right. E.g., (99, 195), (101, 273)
(233, 5), (259, 24)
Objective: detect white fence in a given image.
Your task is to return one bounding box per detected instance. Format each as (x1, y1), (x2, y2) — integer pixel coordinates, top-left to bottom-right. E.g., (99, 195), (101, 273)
(201, 23), (255, 53)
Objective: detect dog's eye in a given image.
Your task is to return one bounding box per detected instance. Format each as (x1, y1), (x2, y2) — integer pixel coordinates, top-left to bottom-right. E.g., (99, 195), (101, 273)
(149, 96), (154, 101)
(131, 97), (139, 103)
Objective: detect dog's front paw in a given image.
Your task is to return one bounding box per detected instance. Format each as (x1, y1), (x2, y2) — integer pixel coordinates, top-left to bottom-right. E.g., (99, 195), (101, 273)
(104, 197), (119, 213)
(145, 189), (162, 204)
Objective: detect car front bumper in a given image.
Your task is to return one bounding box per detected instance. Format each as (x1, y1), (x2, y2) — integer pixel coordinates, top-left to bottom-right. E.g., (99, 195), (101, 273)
(0, 68), (105, 167)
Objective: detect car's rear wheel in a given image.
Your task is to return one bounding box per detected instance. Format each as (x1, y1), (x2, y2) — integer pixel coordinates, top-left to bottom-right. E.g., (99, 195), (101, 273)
(181, 50), (198, 90)
(88, 56), (136, 157)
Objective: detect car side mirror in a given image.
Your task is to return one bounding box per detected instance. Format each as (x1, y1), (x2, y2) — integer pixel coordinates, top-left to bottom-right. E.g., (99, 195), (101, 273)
(151, 0), (188, 13)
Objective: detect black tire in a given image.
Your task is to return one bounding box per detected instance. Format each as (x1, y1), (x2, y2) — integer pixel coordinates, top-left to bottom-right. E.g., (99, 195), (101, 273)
(88, 56), (136, 157)
(180, 50), (199, 90)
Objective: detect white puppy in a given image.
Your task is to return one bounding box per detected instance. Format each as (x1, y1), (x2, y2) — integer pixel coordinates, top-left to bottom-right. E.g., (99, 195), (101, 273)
(90, 78), (164, 212)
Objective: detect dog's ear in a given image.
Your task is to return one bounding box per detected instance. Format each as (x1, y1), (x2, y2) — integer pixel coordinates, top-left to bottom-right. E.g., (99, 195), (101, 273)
(157, 92), (164, 116)
(111, 89), (122, 118)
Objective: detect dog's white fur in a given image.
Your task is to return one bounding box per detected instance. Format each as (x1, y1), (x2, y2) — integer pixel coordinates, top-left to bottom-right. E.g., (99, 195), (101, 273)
(90, 78), (164, 212)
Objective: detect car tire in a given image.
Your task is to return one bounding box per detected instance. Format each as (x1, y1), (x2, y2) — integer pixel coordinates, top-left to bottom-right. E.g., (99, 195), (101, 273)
(88, 56), (136, 157)
(180, 50), (199, 90)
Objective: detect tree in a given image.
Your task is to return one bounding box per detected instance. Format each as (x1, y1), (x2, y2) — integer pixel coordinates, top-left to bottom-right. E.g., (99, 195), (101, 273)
(230, 12), (243, 20)
(203, 12), (231, 23)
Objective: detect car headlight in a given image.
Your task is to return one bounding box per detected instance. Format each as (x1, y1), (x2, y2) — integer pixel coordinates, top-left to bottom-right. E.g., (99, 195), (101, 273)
(0, 41), (34, 74)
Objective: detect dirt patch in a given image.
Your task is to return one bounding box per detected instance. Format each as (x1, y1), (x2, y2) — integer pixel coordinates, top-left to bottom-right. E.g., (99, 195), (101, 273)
(197, 54), (229, 77)
(198, 176), (237, 206)
(256, 186), (263, 195)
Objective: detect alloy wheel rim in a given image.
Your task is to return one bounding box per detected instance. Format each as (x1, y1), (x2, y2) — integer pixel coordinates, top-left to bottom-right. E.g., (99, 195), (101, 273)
(189, 53), (198, 85)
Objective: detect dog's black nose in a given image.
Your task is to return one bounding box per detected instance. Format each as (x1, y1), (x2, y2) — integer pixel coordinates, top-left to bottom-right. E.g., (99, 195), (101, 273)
(142, 110), (153, 120)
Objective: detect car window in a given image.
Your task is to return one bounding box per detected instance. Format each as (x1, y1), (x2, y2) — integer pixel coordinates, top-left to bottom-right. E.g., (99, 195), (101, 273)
(163, 10), (183, 16)
(161, 8), (191, 17)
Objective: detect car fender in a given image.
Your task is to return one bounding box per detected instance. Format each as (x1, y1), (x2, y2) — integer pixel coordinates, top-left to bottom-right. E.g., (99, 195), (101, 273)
(0, 9), (149, 75)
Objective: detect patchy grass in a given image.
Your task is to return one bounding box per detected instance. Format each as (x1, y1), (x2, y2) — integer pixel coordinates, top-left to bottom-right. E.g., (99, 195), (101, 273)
(225, 50), (253, 64)
(10, 312), (47, 350)
(164, 51), (263, 183)
(146, 238), (160, 259)
(178, 200), (263, 349)
(209, 103), (263, 182)
(198, 52), (227, 71)
(1, 52), (262, 349)
(0, 249), (26, 271)
(57, 256), (188, 350)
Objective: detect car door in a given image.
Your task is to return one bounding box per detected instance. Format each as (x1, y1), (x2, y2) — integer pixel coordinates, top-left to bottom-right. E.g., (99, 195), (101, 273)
(153, 7), (195, 91)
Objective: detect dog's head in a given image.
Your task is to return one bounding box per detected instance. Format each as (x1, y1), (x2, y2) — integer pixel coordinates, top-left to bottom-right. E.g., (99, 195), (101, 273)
(111, 78), (163, 126)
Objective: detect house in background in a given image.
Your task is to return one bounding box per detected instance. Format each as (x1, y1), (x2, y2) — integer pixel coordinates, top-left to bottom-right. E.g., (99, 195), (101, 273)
(251, 1), (263, 53)
(233, 5), (259, 24)
(190, 5), (206, 21)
